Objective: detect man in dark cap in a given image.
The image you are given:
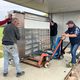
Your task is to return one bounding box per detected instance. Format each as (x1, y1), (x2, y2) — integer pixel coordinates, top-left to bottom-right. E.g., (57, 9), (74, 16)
(62, 20), (80, 67)
(50, 20), (58, 50)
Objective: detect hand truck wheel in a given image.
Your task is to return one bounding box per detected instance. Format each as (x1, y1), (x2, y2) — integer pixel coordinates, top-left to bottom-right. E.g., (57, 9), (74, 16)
(44, 62), (50, 68)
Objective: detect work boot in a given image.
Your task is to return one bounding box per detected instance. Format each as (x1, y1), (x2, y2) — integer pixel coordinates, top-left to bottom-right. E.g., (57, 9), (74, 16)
(78, 60), (80, 64)
(3, 73), (8, 77)
(16, 71), (25, 77)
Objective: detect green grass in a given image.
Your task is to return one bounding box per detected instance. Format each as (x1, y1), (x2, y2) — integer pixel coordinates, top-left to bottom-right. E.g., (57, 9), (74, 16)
(0, 27), (4, 58)
(0, 27), (4, 40)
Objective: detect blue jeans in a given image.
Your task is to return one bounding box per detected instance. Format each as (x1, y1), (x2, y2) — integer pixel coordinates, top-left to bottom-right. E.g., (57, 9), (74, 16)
(3, 44), (22, 73)
(50, 36), (57, 49)
(71, 43), (80, 64)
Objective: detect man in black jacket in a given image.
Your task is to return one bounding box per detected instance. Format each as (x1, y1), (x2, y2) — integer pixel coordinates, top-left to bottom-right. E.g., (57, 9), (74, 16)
(2, 18), (25, 77)
(62, 20), (80, 67)
(50, 20), (58, 50)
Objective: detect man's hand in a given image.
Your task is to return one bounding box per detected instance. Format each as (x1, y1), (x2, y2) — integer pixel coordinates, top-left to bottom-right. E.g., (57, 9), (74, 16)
(65, 34), (69, 37)
(62, 33), (69, 37)
(61, 33), (67, 40)
(61, 35), (66, 40)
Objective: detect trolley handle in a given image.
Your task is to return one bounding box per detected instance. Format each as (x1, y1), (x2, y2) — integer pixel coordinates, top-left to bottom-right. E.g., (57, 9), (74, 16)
(49, 39), (63, 61)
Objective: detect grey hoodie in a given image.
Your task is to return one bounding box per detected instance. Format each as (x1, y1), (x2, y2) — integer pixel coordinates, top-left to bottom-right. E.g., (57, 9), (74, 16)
(2, 23), (20, 45)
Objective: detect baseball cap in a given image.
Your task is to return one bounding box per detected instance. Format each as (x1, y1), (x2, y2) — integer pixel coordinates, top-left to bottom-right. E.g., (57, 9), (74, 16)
(66, 20), (74, 25)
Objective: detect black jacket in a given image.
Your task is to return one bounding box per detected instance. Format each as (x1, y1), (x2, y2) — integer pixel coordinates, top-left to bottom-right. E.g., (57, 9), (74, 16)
(2, 23), (20, 45)
(50, 23), (58, 36)
(65, 26), (80, 45)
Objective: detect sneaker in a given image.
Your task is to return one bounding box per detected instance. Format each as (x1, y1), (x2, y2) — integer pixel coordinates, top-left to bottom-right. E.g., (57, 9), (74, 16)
(3, 73), (8, 77)
(66, 62), (76, 68)
(16, 71), (25, 77)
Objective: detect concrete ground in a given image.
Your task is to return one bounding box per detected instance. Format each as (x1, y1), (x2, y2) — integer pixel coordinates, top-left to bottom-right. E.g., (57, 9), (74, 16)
(0, 51), (72, 80)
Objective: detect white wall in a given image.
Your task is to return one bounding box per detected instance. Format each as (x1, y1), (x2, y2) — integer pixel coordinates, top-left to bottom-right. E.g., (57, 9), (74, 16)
(52, 11), (80, 41)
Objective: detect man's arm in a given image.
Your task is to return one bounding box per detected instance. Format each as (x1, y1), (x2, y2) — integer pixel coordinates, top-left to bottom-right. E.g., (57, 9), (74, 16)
(0, 14), (12, 26)
(63, 27), (80, 38)
(62, 32), (77, 38)
(64, 34), (77, 37)
(55, 23), (58, 28)
(0, 18), (10, 26)
(14, 27), (20, 40)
